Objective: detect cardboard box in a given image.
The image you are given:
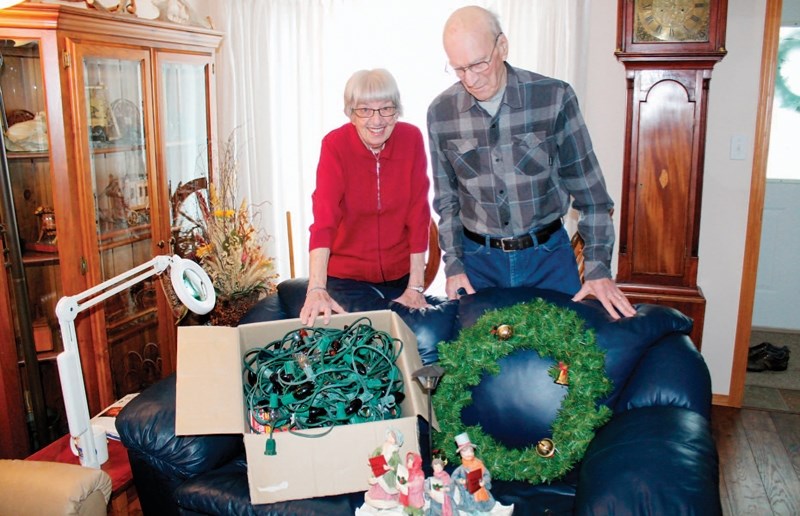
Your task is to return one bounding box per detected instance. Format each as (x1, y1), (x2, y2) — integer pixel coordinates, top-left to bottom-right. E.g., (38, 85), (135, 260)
(175, 310), (434, 505)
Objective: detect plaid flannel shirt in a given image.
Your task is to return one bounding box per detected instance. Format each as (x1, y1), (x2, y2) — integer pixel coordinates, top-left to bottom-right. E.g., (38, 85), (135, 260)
(427, 64), (615, 281)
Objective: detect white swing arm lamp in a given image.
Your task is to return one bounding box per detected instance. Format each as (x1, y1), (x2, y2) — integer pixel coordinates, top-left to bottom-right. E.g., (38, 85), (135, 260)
(55, 255), (215, 468)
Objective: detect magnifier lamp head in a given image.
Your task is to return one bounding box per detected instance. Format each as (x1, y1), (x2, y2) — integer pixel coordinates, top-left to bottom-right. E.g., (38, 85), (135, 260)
(170, 257), (216, 315)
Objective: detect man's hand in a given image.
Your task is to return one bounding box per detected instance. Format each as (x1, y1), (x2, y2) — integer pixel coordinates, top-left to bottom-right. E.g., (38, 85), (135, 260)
(572, 278), (636, 320)
(299, 288), (346, 326)
(446, 274), (475, 299)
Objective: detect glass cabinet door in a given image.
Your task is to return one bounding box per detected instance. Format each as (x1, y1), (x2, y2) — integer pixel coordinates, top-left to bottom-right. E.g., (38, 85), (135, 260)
(0, 35), (66, 449)
(158, 55), (213, 259)
(1, 38), (60, 353)
(77, 47), (161, 401)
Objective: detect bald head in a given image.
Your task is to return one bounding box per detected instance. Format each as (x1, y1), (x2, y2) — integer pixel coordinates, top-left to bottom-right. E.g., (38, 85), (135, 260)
(443, 6), (502, 47)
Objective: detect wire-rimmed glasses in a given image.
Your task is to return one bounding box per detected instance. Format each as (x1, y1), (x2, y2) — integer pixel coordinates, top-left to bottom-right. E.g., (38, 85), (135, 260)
(445, 32), (503, 77)
(351, 106), (397, 118)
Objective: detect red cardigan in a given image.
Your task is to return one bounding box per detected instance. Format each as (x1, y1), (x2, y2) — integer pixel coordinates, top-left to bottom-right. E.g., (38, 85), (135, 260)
(309, 121), (430, 283)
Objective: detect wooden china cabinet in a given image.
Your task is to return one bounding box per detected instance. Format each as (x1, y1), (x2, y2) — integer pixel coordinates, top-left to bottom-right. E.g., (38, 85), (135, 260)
(615, 0), (728, 349)
(0, 3), (221, 456)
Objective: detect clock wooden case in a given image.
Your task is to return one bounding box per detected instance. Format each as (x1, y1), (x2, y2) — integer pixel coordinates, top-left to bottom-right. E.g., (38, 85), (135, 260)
(614, 0), (728, 348)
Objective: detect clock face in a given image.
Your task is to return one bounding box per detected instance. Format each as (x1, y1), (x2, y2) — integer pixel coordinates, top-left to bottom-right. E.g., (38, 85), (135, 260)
(634, 0), (711, 43)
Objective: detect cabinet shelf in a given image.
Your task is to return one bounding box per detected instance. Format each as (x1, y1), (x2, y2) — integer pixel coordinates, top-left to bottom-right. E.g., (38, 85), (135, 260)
(106, 306), (158, 335)
(97, 224), (151, 251)
(21, 251), (59, 266)
(90, 143), (145, 155)
(18, 351), (59, 366)
(7, 151), (49, 160)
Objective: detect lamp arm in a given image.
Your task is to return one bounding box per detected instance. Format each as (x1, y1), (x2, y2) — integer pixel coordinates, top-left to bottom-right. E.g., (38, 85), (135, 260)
(54, 255), (171, 330)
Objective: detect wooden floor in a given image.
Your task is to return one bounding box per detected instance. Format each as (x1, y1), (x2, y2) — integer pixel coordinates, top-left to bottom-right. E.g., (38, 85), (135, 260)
(712, 405), (800, 515)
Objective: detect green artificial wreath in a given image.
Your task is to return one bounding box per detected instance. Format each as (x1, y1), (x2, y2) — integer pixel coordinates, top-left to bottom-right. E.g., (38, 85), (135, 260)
(433, 299), (613, 485)
(776, 34), (800, 113)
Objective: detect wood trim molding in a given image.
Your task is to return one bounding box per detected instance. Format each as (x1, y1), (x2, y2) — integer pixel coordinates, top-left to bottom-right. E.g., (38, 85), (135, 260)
(0, 3), (223, 50)
(726, 0), (782, 407)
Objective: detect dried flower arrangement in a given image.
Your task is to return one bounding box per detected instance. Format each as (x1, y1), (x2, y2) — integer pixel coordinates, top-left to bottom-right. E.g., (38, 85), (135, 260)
(192, 133), (277, 323)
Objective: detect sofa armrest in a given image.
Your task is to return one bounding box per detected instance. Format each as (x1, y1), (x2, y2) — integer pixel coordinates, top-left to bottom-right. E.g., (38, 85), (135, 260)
(116, 373), (243, 514)
(575, 406), (721, 515)
(0, 459), (112, 516)
(117, 374), (243, 480)
(615, 333), (712, 419)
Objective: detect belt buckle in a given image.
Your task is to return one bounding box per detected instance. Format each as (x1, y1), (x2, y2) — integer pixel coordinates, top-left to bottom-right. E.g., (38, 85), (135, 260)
(500, 237), (516, 252)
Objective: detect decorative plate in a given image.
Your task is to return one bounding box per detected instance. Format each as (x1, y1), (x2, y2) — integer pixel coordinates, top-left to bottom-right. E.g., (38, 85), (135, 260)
(111, 98), (143, 144)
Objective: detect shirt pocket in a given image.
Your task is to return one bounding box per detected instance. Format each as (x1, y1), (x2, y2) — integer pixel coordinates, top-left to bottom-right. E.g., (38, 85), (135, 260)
(444, 138), (482, 179)
(512, 132), (553, 178)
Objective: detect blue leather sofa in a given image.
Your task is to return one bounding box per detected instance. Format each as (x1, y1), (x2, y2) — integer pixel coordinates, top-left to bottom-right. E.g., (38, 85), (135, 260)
(116, 279), (721, 515)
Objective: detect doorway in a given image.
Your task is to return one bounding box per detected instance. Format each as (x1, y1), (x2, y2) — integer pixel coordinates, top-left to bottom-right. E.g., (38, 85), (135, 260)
(743, 0), (800, 412)
(733, 0), (800, 409)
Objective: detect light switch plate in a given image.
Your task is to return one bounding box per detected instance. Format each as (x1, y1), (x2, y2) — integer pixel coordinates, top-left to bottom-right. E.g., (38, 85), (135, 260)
(730, 134), (747, 160)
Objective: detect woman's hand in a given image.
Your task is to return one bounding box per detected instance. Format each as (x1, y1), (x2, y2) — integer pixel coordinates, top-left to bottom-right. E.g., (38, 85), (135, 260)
(393, 288), (431, 309)
(300, 287), (346, 325)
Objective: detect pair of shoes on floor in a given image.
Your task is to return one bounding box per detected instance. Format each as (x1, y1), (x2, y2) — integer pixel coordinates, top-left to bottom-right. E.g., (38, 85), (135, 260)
(747, 341), (790, 372)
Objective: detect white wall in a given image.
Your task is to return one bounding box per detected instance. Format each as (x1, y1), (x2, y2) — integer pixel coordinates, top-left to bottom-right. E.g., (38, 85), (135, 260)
(564, 0), (767, 398)
(697, 0), (766, 397)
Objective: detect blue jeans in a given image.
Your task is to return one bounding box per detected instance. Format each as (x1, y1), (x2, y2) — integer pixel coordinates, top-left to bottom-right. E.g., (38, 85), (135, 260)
(462, 227), (582, 296)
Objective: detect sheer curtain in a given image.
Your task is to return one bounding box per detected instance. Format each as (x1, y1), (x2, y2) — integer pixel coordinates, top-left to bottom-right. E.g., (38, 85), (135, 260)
(210, 0), (590, 288)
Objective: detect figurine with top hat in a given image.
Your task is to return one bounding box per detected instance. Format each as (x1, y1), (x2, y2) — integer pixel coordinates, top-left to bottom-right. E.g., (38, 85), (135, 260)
(451, 432), (495, 513)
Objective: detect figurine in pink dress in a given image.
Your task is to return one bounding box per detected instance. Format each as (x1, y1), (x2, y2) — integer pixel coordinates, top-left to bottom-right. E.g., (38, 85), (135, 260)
(398, 451), (425, 515)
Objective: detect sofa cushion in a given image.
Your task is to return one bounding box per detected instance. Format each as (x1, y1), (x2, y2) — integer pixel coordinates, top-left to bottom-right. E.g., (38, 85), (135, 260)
(387, 299), (458, 364)
(238, 293), (286, 325)
(491, 471), (579, 516)
(456, 287), (693, 409)
(443, 286), (694, 471)
(575, 406), (721, 515)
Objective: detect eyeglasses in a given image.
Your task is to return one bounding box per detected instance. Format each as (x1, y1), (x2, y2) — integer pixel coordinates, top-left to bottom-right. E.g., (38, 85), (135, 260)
(352, 106), (397, 118)
(446, 32), (503, 77)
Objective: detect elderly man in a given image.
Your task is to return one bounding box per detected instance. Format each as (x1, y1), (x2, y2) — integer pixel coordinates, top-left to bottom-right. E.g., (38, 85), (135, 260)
(427, 5), (635, 319)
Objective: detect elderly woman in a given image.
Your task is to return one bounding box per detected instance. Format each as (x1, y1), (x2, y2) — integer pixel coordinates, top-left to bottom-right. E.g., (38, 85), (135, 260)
(300, 69), (431, 326)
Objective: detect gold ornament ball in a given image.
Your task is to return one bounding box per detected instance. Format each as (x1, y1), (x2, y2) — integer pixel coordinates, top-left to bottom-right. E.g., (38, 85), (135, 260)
(536, 438), (555, 458)
(495, 324), (514, 340)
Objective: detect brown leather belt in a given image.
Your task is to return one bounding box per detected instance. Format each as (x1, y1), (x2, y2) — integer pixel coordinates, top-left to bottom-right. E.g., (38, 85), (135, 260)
(463, 219), (563, 252)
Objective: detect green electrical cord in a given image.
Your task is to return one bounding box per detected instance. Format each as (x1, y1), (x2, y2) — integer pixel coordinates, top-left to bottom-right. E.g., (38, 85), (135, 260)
(242, 317), (406, 454)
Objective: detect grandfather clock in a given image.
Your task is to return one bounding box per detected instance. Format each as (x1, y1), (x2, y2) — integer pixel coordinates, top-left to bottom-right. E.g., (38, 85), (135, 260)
(615, 0), (728, 348)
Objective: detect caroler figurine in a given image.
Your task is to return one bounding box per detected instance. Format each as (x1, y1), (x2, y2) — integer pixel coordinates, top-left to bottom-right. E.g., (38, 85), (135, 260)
(364, 427), (404, 509)
(424, 456), (453, 516)
(451, 432), (496, 514)
(397, 451), (425, 515)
